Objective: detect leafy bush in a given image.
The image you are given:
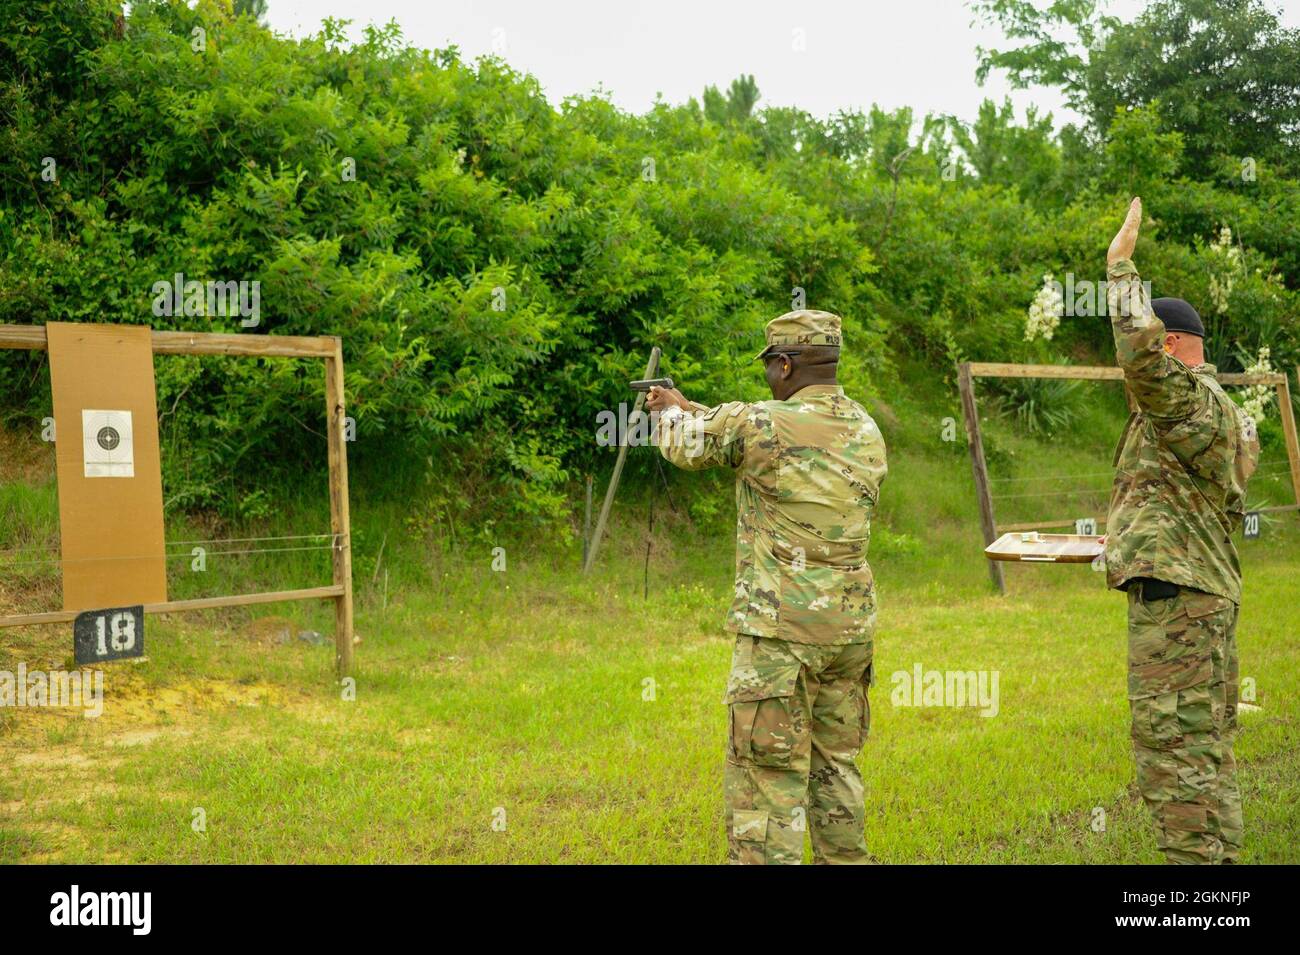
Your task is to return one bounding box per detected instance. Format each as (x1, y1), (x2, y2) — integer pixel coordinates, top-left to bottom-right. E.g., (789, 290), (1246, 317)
(0, 0), (1298, 532)
(991, 377), (1084, 437)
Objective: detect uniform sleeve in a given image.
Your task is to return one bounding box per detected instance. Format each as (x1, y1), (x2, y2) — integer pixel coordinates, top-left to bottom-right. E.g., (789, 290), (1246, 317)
(1107, 258), (1204, 421)
(655, 401), (749, 471)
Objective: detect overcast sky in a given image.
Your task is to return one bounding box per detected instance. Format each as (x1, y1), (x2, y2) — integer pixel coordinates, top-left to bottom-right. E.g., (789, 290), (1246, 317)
(264, 1), (1299, 128)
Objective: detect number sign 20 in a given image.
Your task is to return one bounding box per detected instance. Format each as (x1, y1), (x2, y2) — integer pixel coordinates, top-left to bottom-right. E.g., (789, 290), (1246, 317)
(1243, 512), (1261, 540)
(73, 606), (145, 664)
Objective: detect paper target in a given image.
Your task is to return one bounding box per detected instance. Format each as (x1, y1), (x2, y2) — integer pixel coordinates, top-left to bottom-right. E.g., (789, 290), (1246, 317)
(82, 409), (135, 478)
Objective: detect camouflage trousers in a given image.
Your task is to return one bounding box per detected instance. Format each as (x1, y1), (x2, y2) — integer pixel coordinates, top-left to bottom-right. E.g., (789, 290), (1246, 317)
(1127, 586), (1241, 864)
(723, 633), (873, 865)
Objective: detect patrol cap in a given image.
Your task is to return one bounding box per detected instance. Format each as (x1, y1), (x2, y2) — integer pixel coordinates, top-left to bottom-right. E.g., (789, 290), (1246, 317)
(753, 309), (843, 361)
(1151, 297), (1205, 338)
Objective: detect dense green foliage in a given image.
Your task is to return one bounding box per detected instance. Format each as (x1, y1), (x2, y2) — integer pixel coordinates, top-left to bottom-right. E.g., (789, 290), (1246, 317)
(1, 0), (1297, 526)
(975, 0), (1300, 180)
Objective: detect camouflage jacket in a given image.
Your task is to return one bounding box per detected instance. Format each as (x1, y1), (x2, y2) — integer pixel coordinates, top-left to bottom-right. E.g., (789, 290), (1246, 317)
(1104, 259), (1259, 603)
(655, 384), (887, 645)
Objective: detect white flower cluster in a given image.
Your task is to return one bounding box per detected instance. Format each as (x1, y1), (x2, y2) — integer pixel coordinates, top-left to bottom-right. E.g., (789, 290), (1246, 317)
(1240, 345), (1274, 423)
(1025, 273), (1064, 342)
(1208, 225), (1243, 316)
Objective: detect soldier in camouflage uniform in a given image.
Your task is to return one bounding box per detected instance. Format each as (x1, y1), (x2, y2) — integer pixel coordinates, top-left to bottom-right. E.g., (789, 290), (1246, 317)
(1104, 198), (1259, 864)
(645, 310), (887, 864)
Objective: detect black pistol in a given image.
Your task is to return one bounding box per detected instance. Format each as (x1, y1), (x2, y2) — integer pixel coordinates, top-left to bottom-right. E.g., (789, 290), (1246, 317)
(630, 377), (674, 392)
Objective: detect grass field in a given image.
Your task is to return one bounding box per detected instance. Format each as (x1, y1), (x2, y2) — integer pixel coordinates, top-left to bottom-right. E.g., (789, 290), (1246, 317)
(2, 375), (1298, 864)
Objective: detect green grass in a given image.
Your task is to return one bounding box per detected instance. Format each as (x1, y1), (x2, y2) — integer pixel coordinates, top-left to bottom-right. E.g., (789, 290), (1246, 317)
(1, 380), (1297, 864)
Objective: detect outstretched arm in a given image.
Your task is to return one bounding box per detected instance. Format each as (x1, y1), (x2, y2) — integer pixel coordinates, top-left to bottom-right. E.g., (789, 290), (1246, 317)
(646, 385), (747, 470)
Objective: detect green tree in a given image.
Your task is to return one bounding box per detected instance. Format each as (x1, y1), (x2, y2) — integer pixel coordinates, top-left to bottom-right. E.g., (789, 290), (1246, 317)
(234, 0), (269, 21)
(1085, 0), (1300, 178)
(702, 74), (760, 124)
(947, 98), (1062, 202)
(973, 0), (1300, 178)
(972, 0), (1108, 111)
(1098, 103), (1184, 200)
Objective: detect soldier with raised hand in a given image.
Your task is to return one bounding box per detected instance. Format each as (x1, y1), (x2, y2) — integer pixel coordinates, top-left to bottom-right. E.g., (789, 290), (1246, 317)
(644, 310), (887, 865)
(1104, 197), (1259, 864)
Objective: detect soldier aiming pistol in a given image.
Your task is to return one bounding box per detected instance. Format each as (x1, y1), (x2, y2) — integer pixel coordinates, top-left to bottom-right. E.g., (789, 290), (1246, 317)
(645, 310), (887, 865)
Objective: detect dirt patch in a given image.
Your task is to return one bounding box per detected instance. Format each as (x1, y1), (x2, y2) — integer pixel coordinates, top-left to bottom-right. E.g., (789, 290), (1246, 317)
(102, 670), (307, 724)
(0, 668), (312, 754)
(0, 666), (321, 861)
(13, 749), (98, 769)
(105, 729), (177, 747)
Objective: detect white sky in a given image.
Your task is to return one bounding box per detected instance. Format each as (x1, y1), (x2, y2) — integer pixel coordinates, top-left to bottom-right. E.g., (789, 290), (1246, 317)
(264, 0), (1300, 128)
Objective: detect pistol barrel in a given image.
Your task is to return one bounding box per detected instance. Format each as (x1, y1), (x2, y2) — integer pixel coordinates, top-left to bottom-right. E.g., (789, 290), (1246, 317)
(630, 377), (674, 392)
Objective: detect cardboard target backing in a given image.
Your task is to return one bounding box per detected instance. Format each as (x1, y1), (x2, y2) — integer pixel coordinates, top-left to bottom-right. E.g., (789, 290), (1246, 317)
(47, 322), (167, 611)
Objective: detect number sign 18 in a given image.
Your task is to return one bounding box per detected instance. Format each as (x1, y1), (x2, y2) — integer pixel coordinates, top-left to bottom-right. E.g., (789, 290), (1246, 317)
(74, 606), (145, 664)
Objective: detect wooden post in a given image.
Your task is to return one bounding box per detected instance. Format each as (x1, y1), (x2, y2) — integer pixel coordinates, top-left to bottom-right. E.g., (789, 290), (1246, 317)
(325, 340), (355, 677)
(949, 361), (1296, 592)
(1281, 370), (1300, 509)
(958, 363), (1005, 593)
(584, 347), (660, 574)
(582, 474), (593, 567)
(0, 325), (358, 669)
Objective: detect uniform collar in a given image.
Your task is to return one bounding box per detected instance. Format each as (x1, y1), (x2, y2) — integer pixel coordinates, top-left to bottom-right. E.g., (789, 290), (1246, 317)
(788, 384), (844, 399)
(1192, 363), (1218, 378)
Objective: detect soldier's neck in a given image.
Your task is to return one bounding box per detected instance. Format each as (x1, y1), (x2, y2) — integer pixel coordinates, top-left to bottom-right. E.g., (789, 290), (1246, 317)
(785, 377), (838, 398)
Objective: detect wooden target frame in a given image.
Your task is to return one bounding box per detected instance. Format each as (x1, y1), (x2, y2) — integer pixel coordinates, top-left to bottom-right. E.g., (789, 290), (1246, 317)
(957, 361), (1300, 594)
(0, 324), (355, 676)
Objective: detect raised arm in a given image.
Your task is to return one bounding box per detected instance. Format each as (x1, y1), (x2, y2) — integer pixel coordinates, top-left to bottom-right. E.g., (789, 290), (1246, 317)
(1105, 198), (1202, 421)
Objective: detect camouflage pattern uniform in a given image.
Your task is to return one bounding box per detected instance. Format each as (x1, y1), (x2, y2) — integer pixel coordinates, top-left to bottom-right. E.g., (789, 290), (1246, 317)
(656, 310), (887, 864)
(1105, 260), (1259, 864)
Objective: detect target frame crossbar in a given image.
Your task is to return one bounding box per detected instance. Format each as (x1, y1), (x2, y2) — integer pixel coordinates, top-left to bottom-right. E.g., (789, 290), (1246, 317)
(0, 324), (355, 676)
(957, 361), (1300, 594)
